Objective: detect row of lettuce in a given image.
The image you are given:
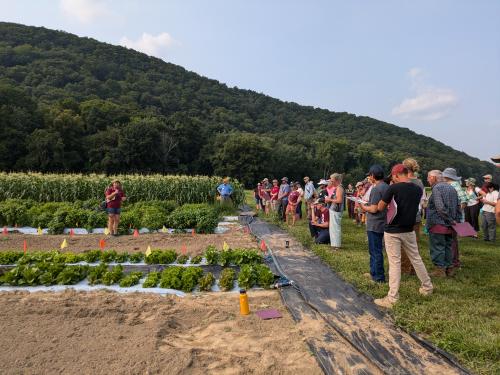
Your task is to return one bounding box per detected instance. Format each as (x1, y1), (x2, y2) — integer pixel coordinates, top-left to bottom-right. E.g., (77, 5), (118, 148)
(0, 199), (223, 233)
(0, 246), (262, 266)
(0, 173), (245, 205)
(0, 247), (275, 292)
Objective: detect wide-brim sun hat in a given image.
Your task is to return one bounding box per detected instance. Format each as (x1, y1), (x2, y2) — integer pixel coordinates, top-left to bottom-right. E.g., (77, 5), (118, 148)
(318, 179), (328, 185)
(442, 168), (461, 181)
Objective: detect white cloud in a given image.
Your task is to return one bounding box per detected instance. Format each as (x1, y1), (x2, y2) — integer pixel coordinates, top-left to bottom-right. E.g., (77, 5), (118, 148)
(392, 68), (458, 121)
(119, 32), (177, 57)
(60, 0), (109, 23)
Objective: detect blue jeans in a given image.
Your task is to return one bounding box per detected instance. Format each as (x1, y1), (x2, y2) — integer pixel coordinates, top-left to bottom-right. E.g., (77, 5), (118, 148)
(429, 232), (452, 268)
(367, 231), (385, 282)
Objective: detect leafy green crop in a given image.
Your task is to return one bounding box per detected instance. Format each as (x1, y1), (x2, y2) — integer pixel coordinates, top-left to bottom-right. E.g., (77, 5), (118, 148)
(219, 250), (233, 267)
(145, 249), (177, 264)
(237, 265), (256, 290)
(232, 248), (262, 265)
(60, 252), (85, 263)
(119, 272), (143, 287)
(199, 272), (215, 291)
(255, 264), (275, 289)
(87, 263), (108, 285)
(56, 265), (88, 285)
(190, 255), (203, 264)
(159, 266), (184, 289)
(128, 252), (144, 263)
(83, 250), (101, 263)
(114, 252), (129, 263)
(205, 245), (219, 265)
(219, 268), (236, 291)
(0, 251), (23, 265)
(101, 265), (123, 285)
(100, 250), (117, 263)
(181, 267), (203, 292)
(142, 271), (160, 288)
(176, 255), (189, 264)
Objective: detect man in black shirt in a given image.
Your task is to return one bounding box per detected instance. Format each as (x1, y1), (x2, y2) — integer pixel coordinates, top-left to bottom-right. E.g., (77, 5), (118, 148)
(374, 164), (433, 309)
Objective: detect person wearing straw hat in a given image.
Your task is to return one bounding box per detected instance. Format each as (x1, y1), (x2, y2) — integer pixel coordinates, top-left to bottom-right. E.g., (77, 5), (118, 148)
(464, 177), (480, 232)
(442, 168), (467, 271)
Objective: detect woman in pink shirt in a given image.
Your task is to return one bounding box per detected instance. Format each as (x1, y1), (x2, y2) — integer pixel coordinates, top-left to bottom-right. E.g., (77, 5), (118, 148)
(105, 180), (126, 236)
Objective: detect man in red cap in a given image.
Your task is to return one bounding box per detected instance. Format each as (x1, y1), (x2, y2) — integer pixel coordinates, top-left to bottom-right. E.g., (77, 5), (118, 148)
(374, 164), (433, 308)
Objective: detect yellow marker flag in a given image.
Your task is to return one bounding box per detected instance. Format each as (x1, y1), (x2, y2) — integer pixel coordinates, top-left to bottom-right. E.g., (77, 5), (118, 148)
(37, 227), (43, 235)
(145, 246), (152, 257)
(104, 227), (110, 236)
(161, 225), (168, 233)
(222, 241), (230, 252)
(60, 238), (68, 250)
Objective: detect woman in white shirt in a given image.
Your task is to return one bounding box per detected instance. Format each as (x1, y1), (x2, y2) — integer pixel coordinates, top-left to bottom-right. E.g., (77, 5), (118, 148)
(480, 182), (499, 242)
(464, 178), (480, 231)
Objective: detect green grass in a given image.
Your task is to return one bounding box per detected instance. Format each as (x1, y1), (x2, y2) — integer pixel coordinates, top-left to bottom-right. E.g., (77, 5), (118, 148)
(245, 190), (500, 375)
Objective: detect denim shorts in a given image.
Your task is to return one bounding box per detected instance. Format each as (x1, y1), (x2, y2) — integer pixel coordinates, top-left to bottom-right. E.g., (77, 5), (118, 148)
(106, 207), (121, 215)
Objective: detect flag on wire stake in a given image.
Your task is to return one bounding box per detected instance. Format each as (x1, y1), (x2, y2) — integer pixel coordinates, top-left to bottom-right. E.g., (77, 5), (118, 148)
(60, 238), (68, 250)
(145, 245), (152, 257)
(222, 241), (230, 251)
(23, 240), (27, 254)
(2, 227), (7, 236)
(104, 227), (110, 236)
(37, 227), (43, 235)
(260, 240), (267, 252)
(161, 225), (168, 233)
(99, 239), (105, 251)
(69, 228), (74, 237)
(133, 228), (139, 237)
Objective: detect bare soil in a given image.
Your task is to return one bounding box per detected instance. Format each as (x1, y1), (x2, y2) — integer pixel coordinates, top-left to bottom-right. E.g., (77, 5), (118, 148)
(0, 226), (256, 256)
(0, 290), (321, 375)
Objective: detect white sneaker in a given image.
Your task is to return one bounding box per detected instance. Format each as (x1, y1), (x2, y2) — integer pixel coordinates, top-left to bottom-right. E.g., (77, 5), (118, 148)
(374, 296), (396, 309)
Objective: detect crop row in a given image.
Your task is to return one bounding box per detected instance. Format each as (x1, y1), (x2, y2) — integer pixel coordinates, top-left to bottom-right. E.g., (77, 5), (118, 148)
(0, 199), (221, 233)
(0, 246), (263, 266)
(0, 263), (275, 291)
(0, 173), (245, 205)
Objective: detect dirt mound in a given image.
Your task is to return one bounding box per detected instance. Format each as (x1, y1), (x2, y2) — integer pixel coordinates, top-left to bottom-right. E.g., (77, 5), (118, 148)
(0, 290), (321, 374)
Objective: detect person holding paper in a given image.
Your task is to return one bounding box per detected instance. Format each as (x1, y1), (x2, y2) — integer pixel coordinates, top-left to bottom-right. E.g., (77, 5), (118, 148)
(426, 170), (461, 277)
(479, 182), (499, 242)
(373, 164), (433, 309)
(360, 165), (389, 283)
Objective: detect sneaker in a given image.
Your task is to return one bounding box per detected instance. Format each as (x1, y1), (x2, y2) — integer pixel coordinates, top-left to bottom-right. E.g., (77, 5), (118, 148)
(374, 296), (396, 309)
(419, 287), (433, 296)
(430, 268), (446, 278)
(446, 267), (456, 277)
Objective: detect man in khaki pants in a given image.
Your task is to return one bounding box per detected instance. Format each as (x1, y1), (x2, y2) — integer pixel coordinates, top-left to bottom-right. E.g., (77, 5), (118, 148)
(374, 164), (433, 308)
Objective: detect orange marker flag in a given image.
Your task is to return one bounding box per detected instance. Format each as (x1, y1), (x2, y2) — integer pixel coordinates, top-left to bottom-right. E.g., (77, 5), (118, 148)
(260, 240), (267, 252)
(69, 228), (75, 237)
(3, 226), (8, 236)
(181, 244), (187, 255)
(133, 228), (139, 237)
(23, 240), (27, 254)
(191, 228), (196, 237)
(99, 239), (106, 251)
(244, 226), (250, 234)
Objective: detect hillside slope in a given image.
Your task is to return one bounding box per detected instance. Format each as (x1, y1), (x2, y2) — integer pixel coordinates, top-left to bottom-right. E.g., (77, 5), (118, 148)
(0, 22), (496, 185)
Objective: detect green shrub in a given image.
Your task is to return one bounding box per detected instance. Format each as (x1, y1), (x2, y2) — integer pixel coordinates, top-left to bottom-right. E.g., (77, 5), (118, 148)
(85, 210), (107, 229)
(255, 264), (274, 289)
(0, 251), (23, 264)
(118, 210), (141, 234)
(166, 203), (219, 233)
(142, 271), (160, 288)
(199, 272), (215, 291)
(128, 252), (144, 263)
(191, 255), (203, 264)
(0, 199), (33, 226)
(56, 265), (88, 285)
(102, 265), (124, 285)
(176, 255), (189, 264)
(159, 266), (184, 289)
(181, 267), (203, 292)
(237, 265), (256, 290)
(145, 249), (177, 264)
(83, 250), (101, 263)
(140, 206), (169, 229)
(205, 245), (219, 265)
(232, 248), (262, 265)
(119, 272), (143, 287)
(27, 202), (63, 227)
(219, 268), (236, 291)
(87, 263), (108, 285)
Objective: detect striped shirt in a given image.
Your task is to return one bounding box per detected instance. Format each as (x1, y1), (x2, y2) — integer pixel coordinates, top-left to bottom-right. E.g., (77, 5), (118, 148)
(426, 182), (461, 228)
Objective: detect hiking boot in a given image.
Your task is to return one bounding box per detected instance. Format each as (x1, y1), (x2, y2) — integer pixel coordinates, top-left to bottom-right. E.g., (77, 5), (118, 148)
(419, 287), (433, 296)
(446, 267), (457, 277)
(430, 268), (446, 278)
(374, 296), (396, 309)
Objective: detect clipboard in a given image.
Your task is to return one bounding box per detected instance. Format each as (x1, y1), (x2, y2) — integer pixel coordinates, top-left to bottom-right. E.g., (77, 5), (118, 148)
(452, 222), (477, 237)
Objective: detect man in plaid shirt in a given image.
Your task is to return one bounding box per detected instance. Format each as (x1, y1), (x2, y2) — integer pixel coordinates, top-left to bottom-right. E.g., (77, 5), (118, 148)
(426, 170), (461, 277)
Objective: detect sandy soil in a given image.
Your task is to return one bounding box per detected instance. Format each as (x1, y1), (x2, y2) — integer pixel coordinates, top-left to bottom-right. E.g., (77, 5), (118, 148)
(0, 290), (321, 375)
(0, 226), (257, 256)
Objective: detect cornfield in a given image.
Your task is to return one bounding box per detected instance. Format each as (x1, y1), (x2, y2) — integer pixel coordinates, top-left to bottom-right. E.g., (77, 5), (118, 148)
(0, 173), (245, 205)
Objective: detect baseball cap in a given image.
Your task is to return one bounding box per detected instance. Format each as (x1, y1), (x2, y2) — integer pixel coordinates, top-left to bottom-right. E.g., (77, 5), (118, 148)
(281, 177), (288, 182)
(483, 174), (492, 179)
(318, 179), (328, 186)
(367, 164), (384, 177)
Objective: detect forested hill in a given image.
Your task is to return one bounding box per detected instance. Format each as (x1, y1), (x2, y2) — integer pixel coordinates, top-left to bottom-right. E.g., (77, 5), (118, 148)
(0, 22), (497, 186)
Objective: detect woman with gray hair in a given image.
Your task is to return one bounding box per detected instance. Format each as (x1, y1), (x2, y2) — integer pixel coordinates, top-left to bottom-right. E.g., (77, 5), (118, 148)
(325, 173), (345, 249)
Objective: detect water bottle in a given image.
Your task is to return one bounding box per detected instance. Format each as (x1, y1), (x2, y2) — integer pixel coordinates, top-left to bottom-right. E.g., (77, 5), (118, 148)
(239, 289), (250, 315)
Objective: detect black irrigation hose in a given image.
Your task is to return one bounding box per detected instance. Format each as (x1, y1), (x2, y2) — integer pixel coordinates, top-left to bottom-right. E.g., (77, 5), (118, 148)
(243, 214), (472, 375)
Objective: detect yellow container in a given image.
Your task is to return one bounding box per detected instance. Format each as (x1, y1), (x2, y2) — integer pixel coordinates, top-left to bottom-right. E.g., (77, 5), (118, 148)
(239, 289), (250, 315)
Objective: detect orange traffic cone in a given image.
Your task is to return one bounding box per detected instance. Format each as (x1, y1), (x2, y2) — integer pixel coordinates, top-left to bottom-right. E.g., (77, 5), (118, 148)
(260, 240), (267, 252)
(99, 239), (106, 251)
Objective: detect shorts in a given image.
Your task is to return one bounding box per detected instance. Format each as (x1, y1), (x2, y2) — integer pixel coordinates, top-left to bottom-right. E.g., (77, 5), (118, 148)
(286, 204), (297, 213)
(107, 207), (121, 215)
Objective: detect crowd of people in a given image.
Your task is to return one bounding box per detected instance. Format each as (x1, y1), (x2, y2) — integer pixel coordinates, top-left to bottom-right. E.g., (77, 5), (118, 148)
(253, 158), (499, 309)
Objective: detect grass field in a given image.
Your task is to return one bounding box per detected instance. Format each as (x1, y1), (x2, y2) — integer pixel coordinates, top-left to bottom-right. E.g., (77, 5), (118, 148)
(245, 191), (499, 375)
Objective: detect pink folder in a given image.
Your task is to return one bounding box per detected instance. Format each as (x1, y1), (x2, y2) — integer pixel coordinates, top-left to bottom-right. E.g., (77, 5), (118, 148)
(452, 222), (477, 237)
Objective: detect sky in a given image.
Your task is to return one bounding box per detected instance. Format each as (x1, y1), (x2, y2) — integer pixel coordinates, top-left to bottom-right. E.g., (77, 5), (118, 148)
(1, 0), (499, 162)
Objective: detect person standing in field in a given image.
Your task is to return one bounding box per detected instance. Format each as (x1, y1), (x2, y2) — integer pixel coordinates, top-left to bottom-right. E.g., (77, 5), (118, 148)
(426, 170), (461, 277)
(479, 182), (499, 242)
(401, 158), (426, 275)
(374, 164), (433, 308)
(270, 179), (280, 211)
(360, 165), (389, 283)
(261, 178), (272, 214)
(464, 178), (480, 232)
(286, 184), (301, 226)
(217, 177), (233, 205)
(325, 173), (344, 250)
(295, 182), (304, 219)
(105, 180), (126, 236)
(442, 167), (468, 270)
(278, 177), (291, 221)
(303, 177), (315, 220)
(345, 183), (355, 219)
